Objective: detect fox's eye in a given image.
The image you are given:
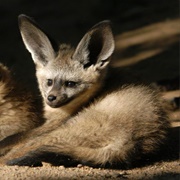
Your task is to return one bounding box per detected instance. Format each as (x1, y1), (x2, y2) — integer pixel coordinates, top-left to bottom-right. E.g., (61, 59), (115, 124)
(65, 81), (77, 88)
(47, 79), (53, 86)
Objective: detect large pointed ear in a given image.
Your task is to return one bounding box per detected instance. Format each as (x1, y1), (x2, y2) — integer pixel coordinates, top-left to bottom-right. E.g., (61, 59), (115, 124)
(18, 14), (57, 67)
(72, 20), (114, 70)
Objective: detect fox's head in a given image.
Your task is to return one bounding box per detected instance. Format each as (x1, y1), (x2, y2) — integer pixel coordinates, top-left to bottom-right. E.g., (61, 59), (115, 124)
(18, 15), (114, 108)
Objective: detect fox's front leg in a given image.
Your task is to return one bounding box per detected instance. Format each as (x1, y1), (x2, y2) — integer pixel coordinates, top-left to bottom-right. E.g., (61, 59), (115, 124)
(3, 124), (81, 167)
(6, 148), (50, 167)
(5, 145), (46, 167)
(7, 153), (42, 167)
(6, 147), (78, 167)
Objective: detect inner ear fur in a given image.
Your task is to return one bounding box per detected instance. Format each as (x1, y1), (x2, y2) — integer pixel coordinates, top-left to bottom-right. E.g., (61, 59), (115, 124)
(73, 21), (115, 69)
(18, 14), (58, 67)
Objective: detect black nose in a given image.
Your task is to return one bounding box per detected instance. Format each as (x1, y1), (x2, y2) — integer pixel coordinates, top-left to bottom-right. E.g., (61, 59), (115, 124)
(47, 95), (57, 102)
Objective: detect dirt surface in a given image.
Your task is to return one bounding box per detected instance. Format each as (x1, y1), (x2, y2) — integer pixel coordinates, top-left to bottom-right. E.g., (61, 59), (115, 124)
(0, 160), (179, 180)
(0, 0), (179, 179)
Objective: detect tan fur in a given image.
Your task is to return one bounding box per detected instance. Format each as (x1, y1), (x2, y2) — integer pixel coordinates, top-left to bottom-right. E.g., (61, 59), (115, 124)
(1, 15), (170, 168)
(0, 63), (44, 155)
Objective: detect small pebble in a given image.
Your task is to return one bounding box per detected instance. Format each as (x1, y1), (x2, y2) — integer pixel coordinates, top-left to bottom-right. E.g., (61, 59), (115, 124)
(77, 164), (83, 168)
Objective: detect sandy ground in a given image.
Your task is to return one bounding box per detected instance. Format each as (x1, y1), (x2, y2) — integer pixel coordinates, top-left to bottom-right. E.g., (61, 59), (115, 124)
(0, 160), (179, 180)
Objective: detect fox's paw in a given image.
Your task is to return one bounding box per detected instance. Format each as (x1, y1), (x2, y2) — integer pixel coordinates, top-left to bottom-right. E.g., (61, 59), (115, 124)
(6, 156), (42, 167)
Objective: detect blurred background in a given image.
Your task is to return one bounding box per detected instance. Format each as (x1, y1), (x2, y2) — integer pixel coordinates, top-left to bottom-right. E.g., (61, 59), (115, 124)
(0, 0), (179, 89)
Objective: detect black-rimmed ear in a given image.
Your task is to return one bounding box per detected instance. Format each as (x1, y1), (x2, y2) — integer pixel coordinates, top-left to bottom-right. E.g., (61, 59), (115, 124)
(72, 20), (114, 70)
(18, 14), (58, 67)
